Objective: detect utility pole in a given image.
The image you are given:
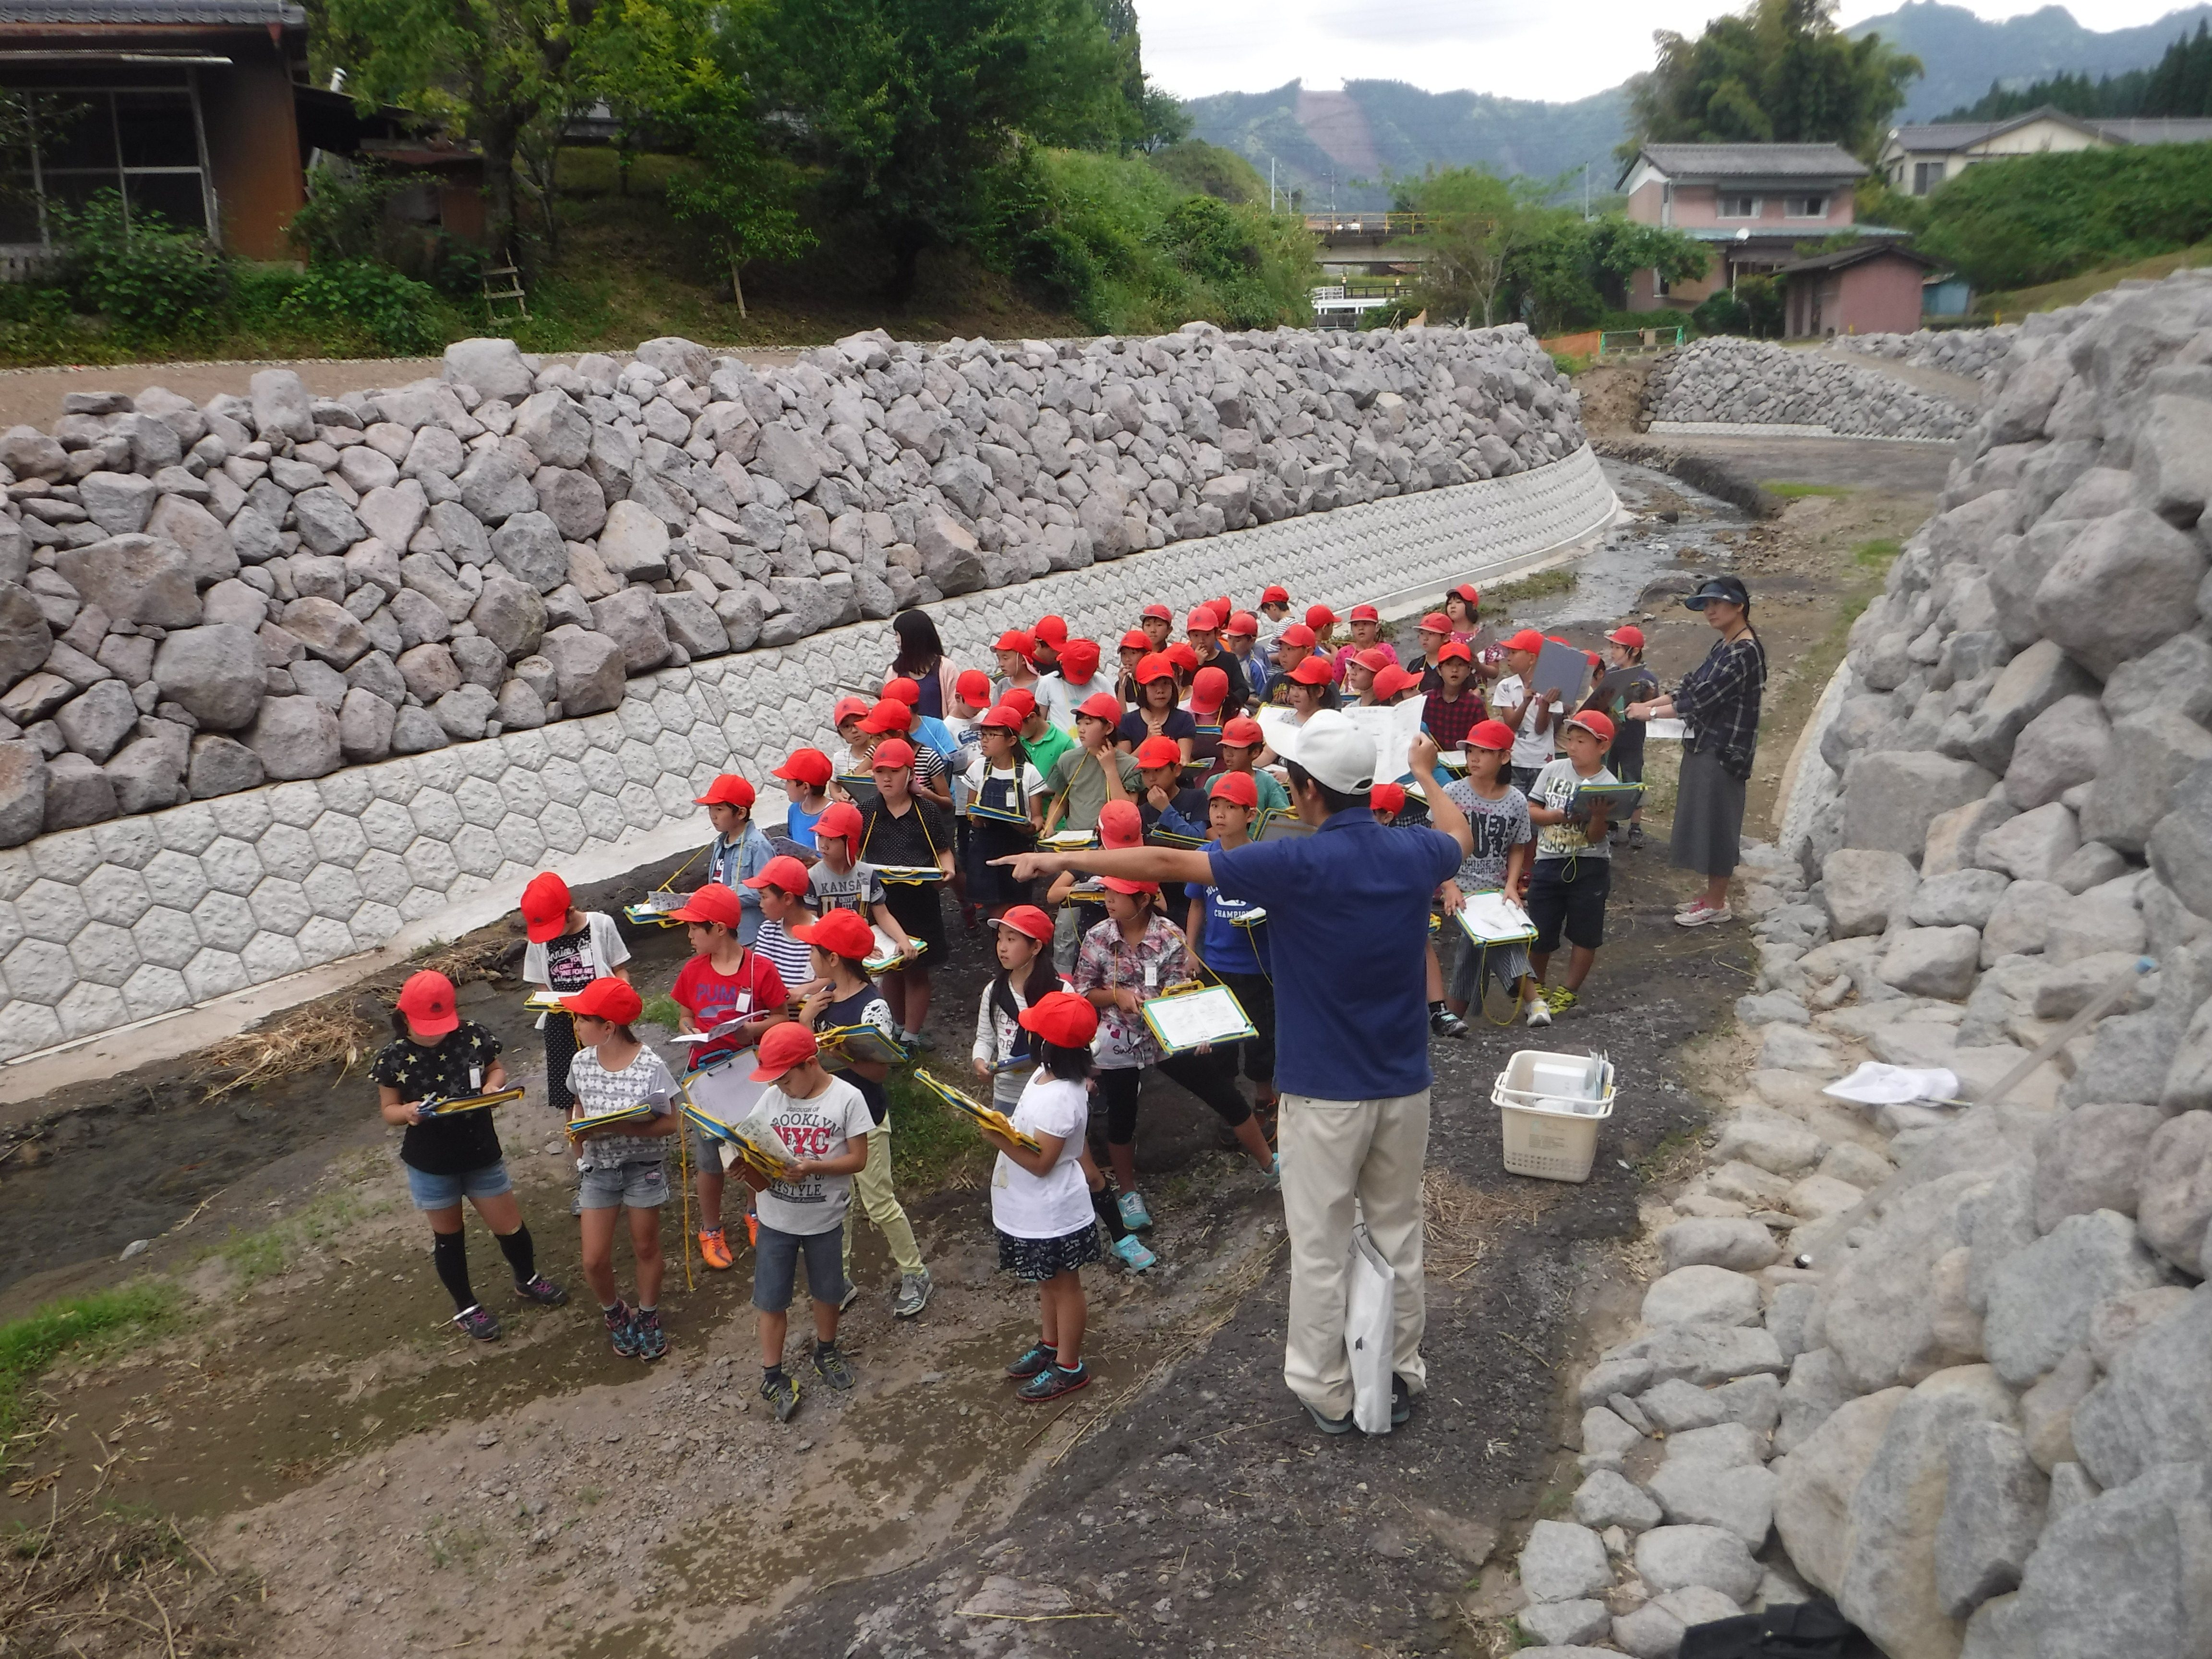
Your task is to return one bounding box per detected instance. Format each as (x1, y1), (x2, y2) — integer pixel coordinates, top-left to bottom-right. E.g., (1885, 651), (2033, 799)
(1270, 156), (1277, 213)
(1584, 160), (1591, 221)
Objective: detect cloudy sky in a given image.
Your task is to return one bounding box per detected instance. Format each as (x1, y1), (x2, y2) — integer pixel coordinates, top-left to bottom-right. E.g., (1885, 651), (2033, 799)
(1139, 0), (2200, 105)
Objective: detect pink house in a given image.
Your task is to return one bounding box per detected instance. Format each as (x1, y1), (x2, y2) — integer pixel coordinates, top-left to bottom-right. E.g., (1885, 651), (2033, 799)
(1617, 143), (1875, 311)
(1778, 242), (1940, 337)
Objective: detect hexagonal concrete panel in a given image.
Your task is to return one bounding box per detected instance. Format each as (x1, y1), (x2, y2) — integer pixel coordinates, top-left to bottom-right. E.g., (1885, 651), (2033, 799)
(255, 823), (319, 883)
(132, 905), (203, 970)
(16, 878), (91, 944)
(78, 864), (154, 928)
(359, 798), (418, 855)
(189, 890), (256, 954)
(308, 811), (372, 869)
(120, 962), (191, 1021)
(198, 836), (266, 897)
(68, 921), (142, 987)
(409, 792), (466, 843)
(142, 848), (214, 912)
(246, 877), (313, 936)
(3, 936), (73, 1005)
(182, 946), (248, 1001)
(301, 865), (365, 920)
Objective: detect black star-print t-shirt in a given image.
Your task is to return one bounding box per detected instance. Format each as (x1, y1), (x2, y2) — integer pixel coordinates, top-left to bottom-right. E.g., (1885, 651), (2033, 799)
(370, 1022), (505, 1176)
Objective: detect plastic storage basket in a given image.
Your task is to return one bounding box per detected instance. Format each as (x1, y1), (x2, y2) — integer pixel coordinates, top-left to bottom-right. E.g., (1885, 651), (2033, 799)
(1493, 1049), (1616, 1183)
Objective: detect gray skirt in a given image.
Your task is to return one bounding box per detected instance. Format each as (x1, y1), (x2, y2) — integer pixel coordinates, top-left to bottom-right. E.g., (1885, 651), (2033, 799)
(1671, 744), (1747, 878)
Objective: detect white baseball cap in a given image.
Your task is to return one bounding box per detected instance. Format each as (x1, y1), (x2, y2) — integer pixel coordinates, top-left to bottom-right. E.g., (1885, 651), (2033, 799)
(1274, 709), (1378, 793)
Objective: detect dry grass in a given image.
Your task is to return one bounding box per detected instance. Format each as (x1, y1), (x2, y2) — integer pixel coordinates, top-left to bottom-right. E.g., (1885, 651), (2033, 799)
(413, 938), (513, 987)
(1422, 1168), (1552, 1282)
(194, 1006), (377, 1101)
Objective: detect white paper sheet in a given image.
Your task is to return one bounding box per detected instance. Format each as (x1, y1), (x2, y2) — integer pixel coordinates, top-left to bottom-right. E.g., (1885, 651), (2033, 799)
(1822, 1062), (1961, 1106)
(1456, 891), (1538, 944)
(1142, 985), (1256, 1051)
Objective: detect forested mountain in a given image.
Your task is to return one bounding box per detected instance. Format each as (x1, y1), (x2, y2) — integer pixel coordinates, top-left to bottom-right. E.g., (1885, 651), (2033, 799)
(1844, 1), (2212, 120)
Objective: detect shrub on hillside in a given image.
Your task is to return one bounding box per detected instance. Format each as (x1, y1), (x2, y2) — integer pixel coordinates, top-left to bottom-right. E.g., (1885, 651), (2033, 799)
(49, 191), (228, 337)
(1918, 143), (2212, 291)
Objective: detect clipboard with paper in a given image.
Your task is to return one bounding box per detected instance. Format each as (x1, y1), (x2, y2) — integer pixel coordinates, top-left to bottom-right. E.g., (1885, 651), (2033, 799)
(524, 988), (569, 1013)
(679, 1057), (794, 1181)
(913, 1070), (1040, 1151)
(1141, 982), (1258, 1053)
(566, 1100), (659, 1136)
(871, 864), (948, 886)
(1341, 696), (1427, 781)
(419, 1085), (526, 1118)
(624, 889), (691, 928)
(863, 926), (926, 976)
(1455, 890), (1538, 947)
(817, 1022), (909, 1070)
(1041, 828), (1097, 851)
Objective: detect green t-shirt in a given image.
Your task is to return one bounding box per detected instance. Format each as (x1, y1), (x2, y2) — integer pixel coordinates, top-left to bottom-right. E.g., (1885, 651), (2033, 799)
(1022, 723), (1077, 785)
(1045, 744), (1142, 831)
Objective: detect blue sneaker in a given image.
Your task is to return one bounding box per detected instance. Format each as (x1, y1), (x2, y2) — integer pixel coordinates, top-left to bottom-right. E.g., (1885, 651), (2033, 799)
(1004, 1341), (1058, 1378)
(632, 1308), (667, 1362)
(1117, 1190), (1153, 1232)
(1258, 1154), (1281, 1189)
(1110, 1235), (1158, 1273)
(603, 1301), (639, 1358)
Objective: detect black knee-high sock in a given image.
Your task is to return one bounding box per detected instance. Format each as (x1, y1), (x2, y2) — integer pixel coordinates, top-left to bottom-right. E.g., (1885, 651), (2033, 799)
(494, 1224), (536, 1285)
(431, 1230), (477, 1311)
(1090, 1184), (1129, 1242)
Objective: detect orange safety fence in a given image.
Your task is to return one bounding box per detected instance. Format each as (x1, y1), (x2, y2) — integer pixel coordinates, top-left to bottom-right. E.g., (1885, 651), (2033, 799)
(1540, 331), (1602, 359)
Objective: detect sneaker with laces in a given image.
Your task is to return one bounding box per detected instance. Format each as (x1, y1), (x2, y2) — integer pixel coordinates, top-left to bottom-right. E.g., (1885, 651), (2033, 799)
(745, 1213), (759, 1249)
(761, 1371), (800, 1421)
(1628, 824), (1647, 852)
(1302, 1398), (1355, 1435)
(603, 1301), (638, 1358)
(838, 1282), (861, 1312)
(697, 1228), (734, 1271)
(1016, 1362), (1089, 1402)
(514, 1273), (567, 1306)
(1117, 1190), (1153, 1231)
(812, 1343), (856, 1391)
(1004, 1340), (1058, 1378)
(1543, 985), (1579, 1013)
(453, 1304), (500, 1342)
(1675, 901), (1733, 928)
(1525, 995), (1553, 1028)
(1110, 1235), (1158, 1273)
(1429, 1007), (1469, 1039)
(892, 1269), (933, 1319)
(1391, 1374), (1416, 1426)
(632, 1308), (667, 1361)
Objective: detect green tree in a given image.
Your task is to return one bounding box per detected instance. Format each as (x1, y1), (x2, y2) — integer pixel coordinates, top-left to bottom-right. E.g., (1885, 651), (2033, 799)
(748, 0), (1129, 301)
(1400, 167), (1554, 326)
(667, 153), (815, 316)
(1623, 0), (1921, 162)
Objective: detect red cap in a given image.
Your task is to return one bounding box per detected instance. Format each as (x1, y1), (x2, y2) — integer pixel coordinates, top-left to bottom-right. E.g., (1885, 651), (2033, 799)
(1188, 665), (1229, 713)
(1353, 647), (1394, 673)
(1120, 629), (1152, 651)
(1437, 641), (1473, 664)
(1141, 603), (1173, 623)
(1606, 625), (1646, 649)
(975, 704), (1024, 732)
(1100, 875), (1158, 897)
(1099, 799), (1143, 848)
(1186, 606), (1219, 632)
(1034, 614), (1069, 646)
(881, 675), (921, 706)
(994, 628), (1036, 658)
(1504, 629), (1546, 653)
(859, 697), (912, 734)
(1018, 988), (1098, 1048)
(1287, 656), (1335, 685)
(991, 904), (1055, 943)
(1224, 611), (1259, 637)
(1133, 652), (1175, 684)
(1453, 583), (1480, 606)
(1276, 623), (1316, 649)
(1468, 719), (1517, 752)
(1261, 584), (1290, 604)
(1209, 770), (1258, 807)
(790, 907), (875, 959)
(1370, 781), (1407, 815)
(955, 668), (994, 707)
(1058, 638), (1101, 680)
(1305, 604), (1337, 628)
(669, 882), (744, 929)
(520, 870), (572, 943)
(773, 747), (832, 787)
(1075, 691), (1123, 723)
(1220, 715), (1264, 746)
(1134, 735), (1183, 769)
(1418, 612), (1453, 635)
(870, 738), (916, 770)
(562, 975), (643, 1024)
(1374, 665), (1423, 698)
(834, 695), (872, 727)
(695, 774), (756, 808)
(999, 686), (1038, 720)
(1349, 603), (1379, 623)
(750, 1021), (821, 1082)
(1165, 641), (1199, 673)
(1213, 597), (1233, 625)
(742, 854), (812, 894)
(815, 800), (863, 841)
(1565, 710), (1616, 742)
(397, 969), (459, 1037)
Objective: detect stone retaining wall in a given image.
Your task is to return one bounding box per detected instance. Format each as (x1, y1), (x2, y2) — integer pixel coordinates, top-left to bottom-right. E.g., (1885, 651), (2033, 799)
(1641, 337), (1973, 440)
(1830, 327), (2020, 381)
(0, 444), (1614, 1061)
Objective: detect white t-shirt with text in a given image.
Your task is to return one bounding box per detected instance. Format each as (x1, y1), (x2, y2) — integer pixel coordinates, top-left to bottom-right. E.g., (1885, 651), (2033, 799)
(753, 1075), (876, 1236)
(990, 1073), (1093, 1239)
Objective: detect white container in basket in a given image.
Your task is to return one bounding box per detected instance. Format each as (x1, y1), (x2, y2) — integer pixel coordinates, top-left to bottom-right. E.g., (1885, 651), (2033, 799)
(1493, 1049), (1616, 1182)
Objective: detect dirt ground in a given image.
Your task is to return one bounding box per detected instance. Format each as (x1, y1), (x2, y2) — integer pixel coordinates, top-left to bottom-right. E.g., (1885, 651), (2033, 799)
(0, 378), (1954, 1659)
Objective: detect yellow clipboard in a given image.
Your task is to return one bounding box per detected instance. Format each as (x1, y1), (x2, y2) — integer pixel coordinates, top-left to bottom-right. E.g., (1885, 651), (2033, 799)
(421, 1086), (527, 1117)
(1139, 983), (1257, 1053)
(565, 1101), (659, 1136)
(913, 1070), (1041, 1152)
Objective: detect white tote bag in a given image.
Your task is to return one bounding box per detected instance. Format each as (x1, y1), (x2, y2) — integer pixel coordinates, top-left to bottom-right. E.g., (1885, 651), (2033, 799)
(1345, 1222), (1396, 1435)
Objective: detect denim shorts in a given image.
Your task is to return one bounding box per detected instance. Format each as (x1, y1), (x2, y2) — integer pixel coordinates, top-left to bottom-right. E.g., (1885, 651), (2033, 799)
(752, 1220), (849, 1313)
(578, 1157), (669, 1210)
(404, 1159), (513, 1211)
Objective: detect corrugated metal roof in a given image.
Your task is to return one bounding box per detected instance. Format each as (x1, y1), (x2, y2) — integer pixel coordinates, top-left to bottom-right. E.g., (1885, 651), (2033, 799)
(1635, 143), (1868, 179)
(0, 1), (304, 25)
(1777, 242), (1938, 276)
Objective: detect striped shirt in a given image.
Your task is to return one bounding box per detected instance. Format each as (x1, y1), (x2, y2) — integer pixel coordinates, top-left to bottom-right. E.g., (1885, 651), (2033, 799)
(754, 917), (815, 992)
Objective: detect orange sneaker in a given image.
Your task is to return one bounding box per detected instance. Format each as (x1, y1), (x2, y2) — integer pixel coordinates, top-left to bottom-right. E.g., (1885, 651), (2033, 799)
(698, 1228), (734, 1271)
(745, 1213), (759, 1248)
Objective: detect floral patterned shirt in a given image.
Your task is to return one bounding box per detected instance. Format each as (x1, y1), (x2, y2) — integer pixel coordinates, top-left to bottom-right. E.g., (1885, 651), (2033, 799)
(1073, 913), (1197, 1070)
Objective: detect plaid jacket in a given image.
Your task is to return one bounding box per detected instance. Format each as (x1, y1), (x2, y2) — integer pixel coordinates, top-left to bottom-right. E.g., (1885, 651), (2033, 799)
(1673, 635), (1767, 758)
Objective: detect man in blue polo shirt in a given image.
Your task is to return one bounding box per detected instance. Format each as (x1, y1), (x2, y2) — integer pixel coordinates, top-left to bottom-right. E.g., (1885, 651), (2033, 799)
(996, 711), (1472, 1434)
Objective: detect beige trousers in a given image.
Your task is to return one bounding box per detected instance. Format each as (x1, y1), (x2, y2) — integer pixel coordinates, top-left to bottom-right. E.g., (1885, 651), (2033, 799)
(840, 1122), (925, 1279)
(1277, 1089), (1431, 1418)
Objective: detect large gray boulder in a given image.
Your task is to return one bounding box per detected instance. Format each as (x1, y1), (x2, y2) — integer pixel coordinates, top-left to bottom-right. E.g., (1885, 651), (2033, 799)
(146, 493), (238, 584)
(56, 536), (200, 628)
(1824, 847), (1920, 937)
(0, 581), (51, 691)
(540, 625), (625, 715)
(458, 449), (538, 521)
(2079, 707), (2212, 854)
(596, 499), (671, 581)
(2032, 1102), (2166, 1233)
(444, 337), (536, 402)
(533, 465), (609, 540)
(43, 751), (117, 829)
(2100, 628), (2212, 726)
(1825, 1169), (1990, 1393)
(1910, 868), (2011, 929)
(1844, 751), (1997, 861)
(1933, 1421), (2047, 1620)
(0, 739), (46, 845)
(1977, 802), (2080, 884)
(588, 587), (669, 674)
(278, 596), (373, 668)
(337, 685), (396, 762)
(2136, 1112), (2212, 1273)
(1657, 1217), (1781, 1274)
(2146, 758), (2212, 919)
(2033, 508), (2206, 679)
(1641, 1265), (1762, 1328)
(78, 469), (156, 535)
(249, 368), (314, 442)
(1984, 1209), (2172, 1388)
(470, 577), (546, 661)
(489, 510), (569, 593)
(150, 623), (264, 729)
(2068, 1282), (2212, 1491)
(1966, 639), (2095, 773)
(1879, 926), (1982, 1000)
(1632, 1525), (1761, 1603)
(2003, 695), (2110, 810)
(243, 695), (341, 781)
(185, 732), (261, 798)
(2008, 1460), (2212, 1659)
(1519, 1519), (1612, 1602)
(513, 389), (591, 469)
(52, 679), (137, 762)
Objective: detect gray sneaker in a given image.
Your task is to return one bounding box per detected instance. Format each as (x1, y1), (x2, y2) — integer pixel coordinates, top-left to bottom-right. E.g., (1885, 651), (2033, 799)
(812, 1343), (856, 1391)
(892, 1268), (934, 1319)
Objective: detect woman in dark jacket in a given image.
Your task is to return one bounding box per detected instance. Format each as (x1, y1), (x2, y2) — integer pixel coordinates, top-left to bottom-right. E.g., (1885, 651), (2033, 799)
(1628, 575), (1766, 928)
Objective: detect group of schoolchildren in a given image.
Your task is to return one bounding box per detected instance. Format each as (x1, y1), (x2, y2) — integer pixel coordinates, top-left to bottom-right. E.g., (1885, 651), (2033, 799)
(369, 583), (1657, 1419)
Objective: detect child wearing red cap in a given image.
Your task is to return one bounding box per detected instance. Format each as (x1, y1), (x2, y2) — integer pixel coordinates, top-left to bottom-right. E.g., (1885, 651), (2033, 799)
(695, 774), (775, 946)
(372, 970), (565, 1341)
(1182, 771), (1279, 1126)
(1441, 719), (1545, 1028)
(1304, 603), (1339, 656)
(743, 854), (822, 995)
(1041, 694), (1141, 838)
(1118, 654), (1197, 764)
(1075, 880), (1279, 1232)
(1031, 614), (1069, 673)
(1255, 585), (1294, 649)
(519, 871), (632, 1123)
(805, 801), (918, 961)
(737, 1023), (875, 1420)
(1137, 603), (1173, 651)
(562, 976), (680, 1360)
(1492, 630), (1560, 793)
(1183, 609), (1250, 715)
(1181, 664), (1232, 764)
(1411, 612), (1454, 690)
(983, 990), (1111, 1401)
(1330, 604), (1399, 684)
(1044, 637), (1113, 726)
(859, 698), (951, 810)
(1267, 621), (1318, 702)
(1132, 734), (1208, 844)
(793, 910), (933, 1319)
(993, 628), (1043, 702)
(1113, 630), (1151, 705)
(858, 738), (954, 1046)
(771, 748), (835, 850)
(1345, 646), (1393, 706)
(1523, 711), (1623, 1017)
(1207, 715), (1290, 812)
(668, 881), (793, 1272)
(1420, 641), (1486, 755)
(831, 696), (876, 778)
(1279, 654), (1338, 723)
(1584, 625), (1659, 851)
(962, 706), (1047, 916)
(1221, 610), (1267, 704)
